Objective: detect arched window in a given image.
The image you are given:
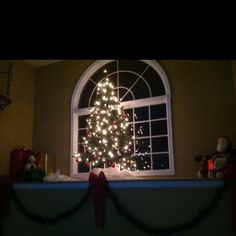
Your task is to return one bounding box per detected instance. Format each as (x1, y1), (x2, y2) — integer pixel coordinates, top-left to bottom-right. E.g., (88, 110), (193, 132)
(70, 60), (174, 177)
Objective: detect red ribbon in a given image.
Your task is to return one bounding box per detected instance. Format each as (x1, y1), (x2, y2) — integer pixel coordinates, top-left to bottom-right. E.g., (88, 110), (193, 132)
(0, 175), (10, 220)
(89, 171), (107, 228)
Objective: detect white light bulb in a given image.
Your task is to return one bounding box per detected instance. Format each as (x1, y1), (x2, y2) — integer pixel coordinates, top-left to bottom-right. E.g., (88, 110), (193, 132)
(108, 151), (114, 157)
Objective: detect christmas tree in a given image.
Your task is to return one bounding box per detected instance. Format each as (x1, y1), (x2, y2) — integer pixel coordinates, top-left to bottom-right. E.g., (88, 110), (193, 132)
(77, 78), (136, 170)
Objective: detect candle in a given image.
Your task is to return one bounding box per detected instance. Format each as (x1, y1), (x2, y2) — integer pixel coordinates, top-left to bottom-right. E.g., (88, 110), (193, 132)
(45, 153), (48, 173)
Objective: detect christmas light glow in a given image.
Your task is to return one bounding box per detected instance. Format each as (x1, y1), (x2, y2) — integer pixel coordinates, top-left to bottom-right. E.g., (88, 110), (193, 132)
(76, 77), (136, 170)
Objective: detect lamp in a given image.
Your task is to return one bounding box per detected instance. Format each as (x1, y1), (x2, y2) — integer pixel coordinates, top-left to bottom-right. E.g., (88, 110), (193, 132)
(0, 60), (14, 110)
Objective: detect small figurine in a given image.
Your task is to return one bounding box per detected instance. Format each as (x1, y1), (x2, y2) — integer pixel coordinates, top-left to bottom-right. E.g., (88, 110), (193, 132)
(24, 155), (37, 171)
(195, 136), (234, 179)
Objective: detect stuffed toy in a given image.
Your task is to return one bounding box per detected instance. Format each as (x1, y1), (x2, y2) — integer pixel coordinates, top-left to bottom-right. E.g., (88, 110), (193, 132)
(195, 136), (234, 179)
(24, 155), (37, 171)
(194, 154), (211, 178)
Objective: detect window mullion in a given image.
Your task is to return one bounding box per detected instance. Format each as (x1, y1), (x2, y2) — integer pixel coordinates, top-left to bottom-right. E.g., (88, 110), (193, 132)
(149, 106), (153, 170)
(132, 108), (136, 165)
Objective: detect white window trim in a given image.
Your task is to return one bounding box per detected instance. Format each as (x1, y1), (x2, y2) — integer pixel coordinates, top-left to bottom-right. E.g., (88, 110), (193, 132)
(70, 60), (175, 178)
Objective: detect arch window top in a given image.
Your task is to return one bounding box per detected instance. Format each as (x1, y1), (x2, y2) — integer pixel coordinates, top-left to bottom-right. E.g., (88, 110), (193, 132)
(78, 60), (167, 109)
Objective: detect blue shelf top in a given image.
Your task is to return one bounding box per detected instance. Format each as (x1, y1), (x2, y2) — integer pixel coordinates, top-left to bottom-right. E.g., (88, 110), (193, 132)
(13, 179), (225, 190)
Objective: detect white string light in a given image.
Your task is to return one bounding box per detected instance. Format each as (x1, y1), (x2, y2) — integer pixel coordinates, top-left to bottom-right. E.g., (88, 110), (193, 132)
(77, 77), (136, 170)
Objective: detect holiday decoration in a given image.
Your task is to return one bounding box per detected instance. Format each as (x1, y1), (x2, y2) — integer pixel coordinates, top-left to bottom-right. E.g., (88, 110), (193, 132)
(76, 77), (136, 170)
(194, 136), (235, 179)
(89, 171), (108, 228)
(10, 147), (42, 182)
(7, 177), (230, 235)
(23, 155), (45, 182)
(24, 155), (37, 171)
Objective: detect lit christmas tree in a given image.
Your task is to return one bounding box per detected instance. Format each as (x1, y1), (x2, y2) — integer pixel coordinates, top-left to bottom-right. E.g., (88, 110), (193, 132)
(76, 78), (136, 171)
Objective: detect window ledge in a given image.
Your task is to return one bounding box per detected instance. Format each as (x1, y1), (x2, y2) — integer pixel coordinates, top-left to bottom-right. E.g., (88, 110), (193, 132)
(13, 179), (225, 190)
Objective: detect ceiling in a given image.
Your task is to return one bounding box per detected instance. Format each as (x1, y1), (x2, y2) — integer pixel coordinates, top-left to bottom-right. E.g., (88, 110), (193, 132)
(24, 60), (63, 68)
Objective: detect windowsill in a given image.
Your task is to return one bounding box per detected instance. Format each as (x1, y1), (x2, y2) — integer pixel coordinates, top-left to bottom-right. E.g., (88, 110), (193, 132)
(13, 179), (225, 190)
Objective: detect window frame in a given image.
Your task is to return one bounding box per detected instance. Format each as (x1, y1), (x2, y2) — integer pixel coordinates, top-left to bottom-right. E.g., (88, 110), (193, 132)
(70, 60), (174, 178)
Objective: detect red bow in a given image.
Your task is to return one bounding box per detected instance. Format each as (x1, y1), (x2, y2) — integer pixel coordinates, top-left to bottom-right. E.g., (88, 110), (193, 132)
(89, 171), (108, 228)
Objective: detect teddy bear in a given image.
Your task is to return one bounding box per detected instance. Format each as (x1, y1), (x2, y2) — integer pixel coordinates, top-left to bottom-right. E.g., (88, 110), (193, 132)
(24, 155), (37, 171)
(195, 136), (233, 179)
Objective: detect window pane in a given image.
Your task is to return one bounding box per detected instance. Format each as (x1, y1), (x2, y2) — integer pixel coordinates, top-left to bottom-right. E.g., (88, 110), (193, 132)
(135, 138), (150, 154)
(152, 153), (169, 170)
(119, 88), (134, 102)
(135, 122), (149, 137)
(134, 107), (149, 121)
(79, 80), (96, 108)
(78, 144), (84, 153)
(79, 115), (89, 129)
(151, 104), (166, 119)
(78, 162), (90, 172)
(136, 154), (151, 170)
(143, 66), (166, 96)
(132, 79), (151, 99)
(118, 60), (148, 75)
(78, 129), (86, 143)
(90, 61), (117, 83)
(152, 137), (168, 152)
(151, 120), (167, 136)
(118, 71), (139, 90)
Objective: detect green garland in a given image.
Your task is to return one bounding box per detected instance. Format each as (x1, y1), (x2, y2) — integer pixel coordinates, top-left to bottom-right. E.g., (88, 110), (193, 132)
(8, 180), (230, 235)
(10, 185), (92, 225)
(107, 180), (230, 236)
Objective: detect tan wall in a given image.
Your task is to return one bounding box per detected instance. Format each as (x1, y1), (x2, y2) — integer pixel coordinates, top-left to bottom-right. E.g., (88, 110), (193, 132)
(231, 60), (236, 96)
(160, 60), (236, 178)
(0, 61), (35, 175)
(33, 60), (93, 174)
(33, 60), (236, 178)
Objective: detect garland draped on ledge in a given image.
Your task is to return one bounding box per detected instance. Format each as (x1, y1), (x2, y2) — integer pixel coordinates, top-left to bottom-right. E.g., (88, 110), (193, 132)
(10, 185), (92, 225)
(107, 180), (230, 236)
(3, 173), (231, 236)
